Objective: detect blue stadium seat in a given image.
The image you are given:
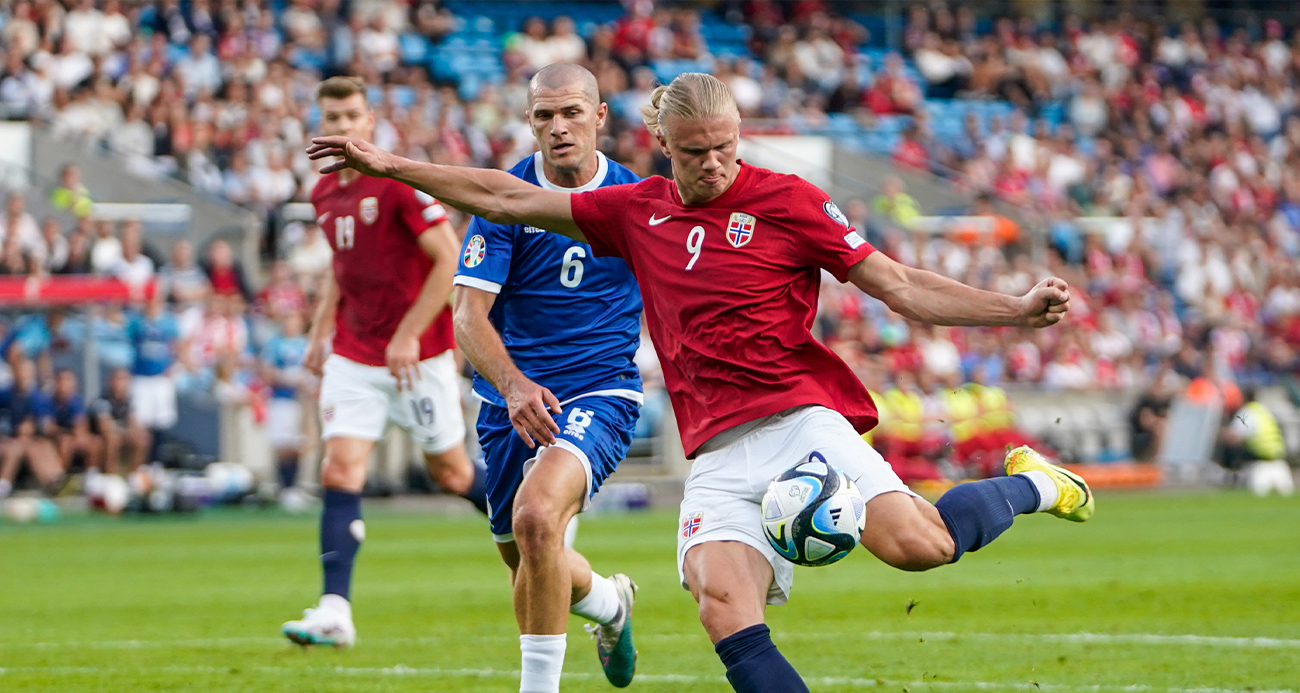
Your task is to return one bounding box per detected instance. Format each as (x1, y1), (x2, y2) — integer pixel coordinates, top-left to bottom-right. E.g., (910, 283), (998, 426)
(399, 33), (431, 64)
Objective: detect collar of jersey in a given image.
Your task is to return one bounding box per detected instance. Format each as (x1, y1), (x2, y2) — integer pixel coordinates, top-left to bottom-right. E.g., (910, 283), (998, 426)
(532, 150), (608, 193)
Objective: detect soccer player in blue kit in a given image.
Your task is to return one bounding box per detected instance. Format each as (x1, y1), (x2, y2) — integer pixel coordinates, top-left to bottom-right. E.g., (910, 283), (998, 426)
(452, 64), (641, 692)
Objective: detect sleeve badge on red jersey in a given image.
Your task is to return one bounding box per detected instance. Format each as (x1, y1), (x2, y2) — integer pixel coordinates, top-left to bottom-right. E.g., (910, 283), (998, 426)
(463, 234), (486, 267)
(726, 212), (756, 248)
(823, 201), (849, 227)
(359, 196), (379, 225)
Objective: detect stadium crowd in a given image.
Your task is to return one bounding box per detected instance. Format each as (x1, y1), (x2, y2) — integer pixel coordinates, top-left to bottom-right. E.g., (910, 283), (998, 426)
(2, 0), (1299, 492)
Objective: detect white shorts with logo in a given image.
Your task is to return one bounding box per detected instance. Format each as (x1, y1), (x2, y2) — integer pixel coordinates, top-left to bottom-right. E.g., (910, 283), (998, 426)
(677, 405), (916, 606)
(319, 352), (465, 454)
(130, 374), (177, 430)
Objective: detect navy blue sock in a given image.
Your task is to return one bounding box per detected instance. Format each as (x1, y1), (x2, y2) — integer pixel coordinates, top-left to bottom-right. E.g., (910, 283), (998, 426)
(935, 475), (1040, 563)
(461, 464), (488, 516)
(714, 624), (810, 693)
(320, 489), (362, 599)
(277, 455), (298, 489)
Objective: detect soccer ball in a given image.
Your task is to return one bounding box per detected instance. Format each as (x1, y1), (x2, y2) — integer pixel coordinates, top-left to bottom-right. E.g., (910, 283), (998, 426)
(761, 452), (867, 567)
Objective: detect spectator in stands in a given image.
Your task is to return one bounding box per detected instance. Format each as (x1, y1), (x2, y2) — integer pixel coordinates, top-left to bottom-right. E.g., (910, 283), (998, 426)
(257, 260), (307, 321)
(0, 192), (41, 255)
(90, 219), (123, 275)
(127, 294), (182, 466)
(201, 239), (252, 301)
(872, 176), (922, 231)
(51, 368), (99, 474)
(545, 16), (588, 65)
(356, 13), (399, 75)
(61, 224), (93, 275)
(50, 163), (93, 218)
(159, 239), (210, 308)
(287, 222), (332, 294)
(794, 17), (847, 93)
(866, 53), (922, 115)
(261, 309), (308, 491)
(91, 367), (150, 473)
(38, 217), (67, 273)
(0, 358), (63, 499)
(1, 2), (40, 59)
(111, 222), (156, 287)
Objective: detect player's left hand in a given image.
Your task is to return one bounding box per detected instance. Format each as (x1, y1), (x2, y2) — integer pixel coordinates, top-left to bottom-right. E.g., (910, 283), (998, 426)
(386, 333), (422, 391)
(1019, 277), (1070, 328)
(307, 136), (398, 177)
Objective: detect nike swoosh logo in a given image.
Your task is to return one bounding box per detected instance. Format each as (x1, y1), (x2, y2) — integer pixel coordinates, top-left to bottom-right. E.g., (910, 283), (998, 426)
(648, 213), (671, 226)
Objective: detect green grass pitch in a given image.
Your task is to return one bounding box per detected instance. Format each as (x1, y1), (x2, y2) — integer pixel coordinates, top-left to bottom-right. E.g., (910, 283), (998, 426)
(2, 490), (1298, 692)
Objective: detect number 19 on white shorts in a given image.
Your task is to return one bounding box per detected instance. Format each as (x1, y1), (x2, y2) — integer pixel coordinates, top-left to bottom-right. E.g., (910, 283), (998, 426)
(319, 352), (466, 454)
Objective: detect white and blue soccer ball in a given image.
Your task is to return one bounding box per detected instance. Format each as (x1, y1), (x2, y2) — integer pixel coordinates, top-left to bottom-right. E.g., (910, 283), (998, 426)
(761, 452), (867, 567)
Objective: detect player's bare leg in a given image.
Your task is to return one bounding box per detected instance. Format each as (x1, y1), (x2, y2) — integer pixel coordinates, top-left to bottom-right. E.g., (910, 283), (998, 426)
(511, 449), (587, 634)
(683, 541), (809, 692)
(858, 492), (954, 570)
(423, 443), (474, 496)
(101, 428), (122, 475)
(500, 448), (637, 690)
(283, 435), (372, 648)
(127, 424), (151, 472)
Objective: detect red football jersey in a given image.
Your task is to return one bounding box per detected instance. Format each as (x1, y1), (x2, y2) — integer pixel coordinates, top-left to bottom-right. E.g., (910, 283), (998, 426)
(311, 172), (454, 366)
(571, 161), (878, 457)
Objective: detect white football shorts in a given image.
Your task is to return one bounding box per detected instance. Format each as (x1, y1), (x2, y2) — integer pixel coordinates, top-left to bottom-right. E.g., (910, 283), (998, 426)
(130, 374), (177, 430)
(677, 405), (916, 606)
(319, 352), (465, 454)
(266, 397), (304, 450)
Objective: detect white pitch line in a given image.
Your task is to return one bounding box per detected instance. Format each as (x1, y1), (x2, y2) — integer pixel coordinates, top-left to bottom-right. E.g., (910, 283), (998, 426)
(4, 630), (1299, 651)
(0, 664), (1291, 693)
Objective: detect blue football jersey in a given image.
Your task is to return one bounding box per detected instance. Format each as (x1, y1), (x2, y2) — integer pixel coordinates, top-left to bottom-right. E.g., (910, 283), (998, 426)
(454, 151), (643, 407)
(128, 312), (180, 377)
(261, 335), (308, 399)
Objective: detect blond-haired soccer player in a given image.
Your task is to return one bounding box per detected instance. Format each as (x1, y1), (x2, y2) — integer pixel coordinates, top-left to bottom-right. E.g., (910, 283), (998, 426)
(307, 73), (1093, 691)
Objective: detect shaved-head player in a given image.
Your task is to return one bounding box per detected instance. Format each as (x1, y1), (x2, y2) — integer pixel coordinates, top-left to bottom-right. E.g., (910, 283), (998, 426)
(307, 72), (1093, 692)
(452, 63), (642, 692)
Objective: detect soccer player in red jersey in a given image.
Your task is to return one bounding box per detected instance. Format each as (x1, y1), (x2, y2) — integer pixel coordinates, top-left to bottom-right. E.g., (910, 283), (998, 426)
(307, 73), (1094, 691)
(282, 76), (488, 649)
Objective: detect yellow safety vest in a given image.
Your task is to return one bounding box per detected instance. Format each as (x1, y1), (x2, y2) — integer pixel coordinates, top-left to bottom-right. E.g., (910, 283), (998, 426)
(1243, 402), (1286, 461)
(882, 388), (924, 441)
(975, 384), (1016, 431)
(944, 387), (982, 442)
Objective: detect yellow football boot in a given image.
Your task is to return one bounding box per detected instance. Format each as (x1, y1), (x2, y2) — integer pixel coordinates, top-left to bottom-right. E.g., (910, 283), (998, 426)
(1004, 445), (1095, 522)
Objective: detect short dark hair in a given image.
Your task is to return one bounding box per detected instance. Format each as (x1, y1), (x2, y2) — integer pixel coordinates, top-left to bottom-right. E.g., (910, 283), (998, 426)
(316, 76), (368, 104)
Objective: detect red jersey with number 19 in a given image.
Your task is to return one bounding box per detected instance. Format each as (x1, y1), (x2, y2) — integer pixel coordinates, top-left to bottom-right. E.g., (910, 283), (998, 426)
(311, 171), (455, 366)
(570, 161), (878, 457)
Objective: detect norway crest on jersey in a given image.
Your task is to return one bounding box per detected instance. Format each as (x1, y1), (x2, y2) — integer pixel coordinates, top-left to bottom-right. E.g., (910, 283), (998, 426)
(726, 212), (756, 248)
(359, 196), (379, 225)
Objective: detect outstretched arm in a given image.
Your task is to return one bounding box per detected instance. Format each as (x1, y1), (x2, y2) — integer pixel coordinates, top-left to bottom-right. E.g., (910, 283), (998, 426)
(848, 251), (1069, 328)
(306, 136), (586, 241)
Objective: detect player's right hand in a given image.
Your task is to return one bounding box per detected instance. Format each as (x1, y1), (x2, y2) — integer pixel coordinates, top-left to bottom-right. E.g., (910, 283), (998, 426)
(503, 377), (561, 449)
(303, 338), (329, 376)
(307, 136), (398, 177)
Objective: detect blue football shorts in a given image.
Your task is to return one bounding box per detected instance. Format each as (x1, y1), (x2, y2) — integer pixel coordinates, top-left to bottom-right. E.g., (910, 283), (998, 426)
(478, 395), (640, 542)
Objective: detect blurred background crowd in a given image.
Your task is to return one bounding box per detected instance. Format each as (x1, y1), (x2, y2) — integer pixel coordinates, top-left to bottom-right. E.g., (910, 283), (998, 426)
(1, 0), (1298, 500)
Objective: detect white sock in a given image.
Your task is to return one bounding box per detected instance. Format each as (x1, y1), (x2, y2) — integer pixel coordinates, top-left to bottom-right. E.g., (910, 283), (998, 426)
(1018, 471), (1059, 512)
(319, 593), (352, 618)
(519, 633), (566, 693)
(570, 572), (621, 625)
(0, 478), (11, 499)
